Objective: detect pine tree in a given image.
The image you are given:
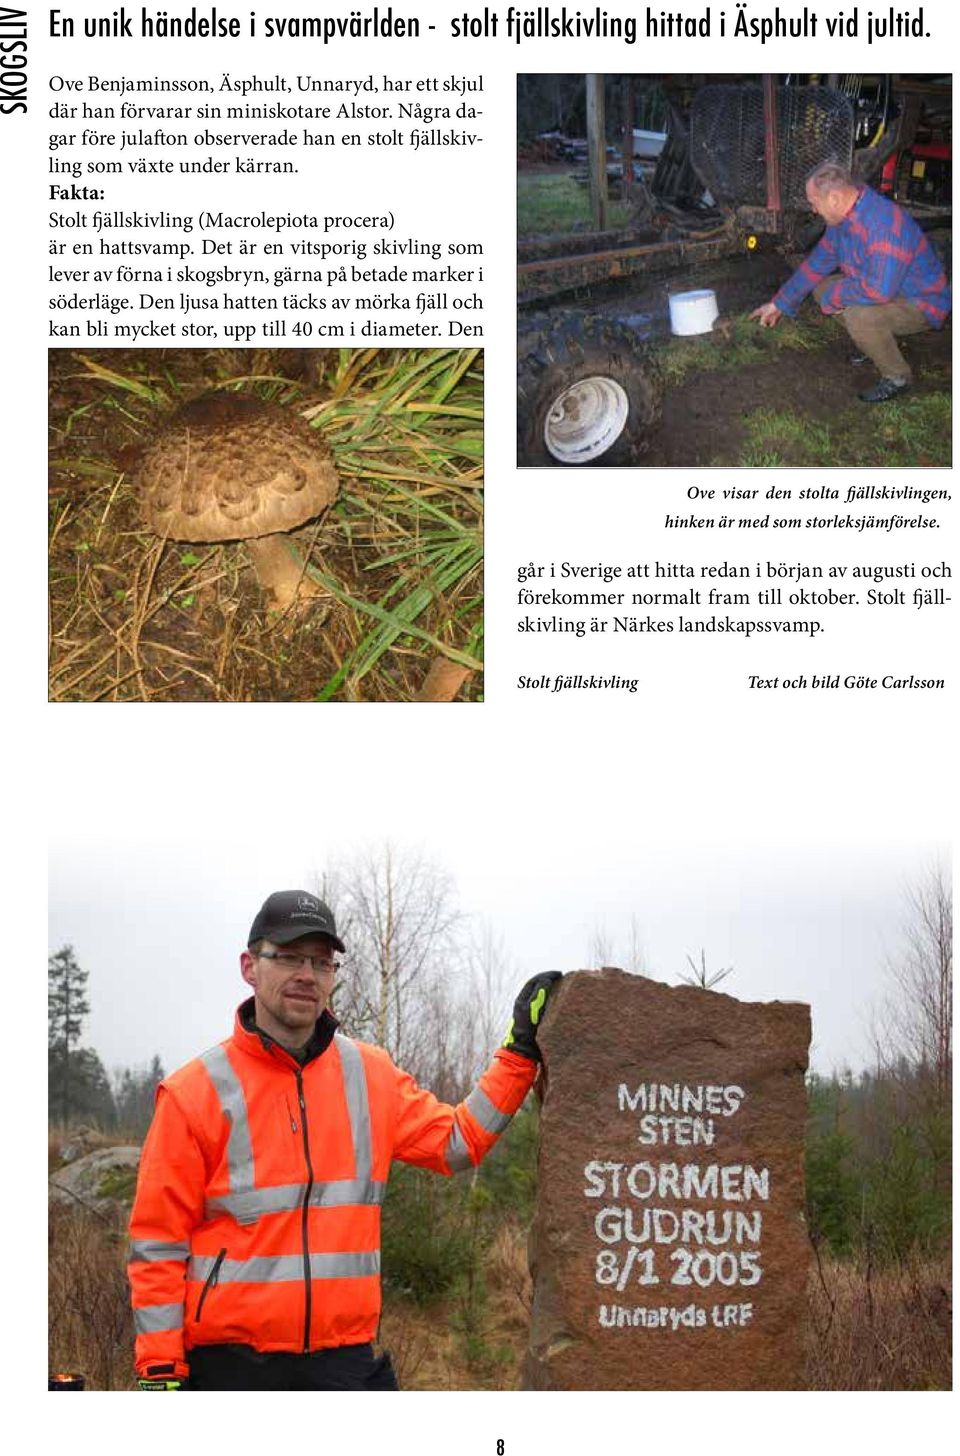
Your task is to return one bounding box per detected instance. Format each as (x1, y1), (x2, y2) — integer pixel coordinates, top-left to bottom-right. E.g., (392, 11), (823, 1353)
(48, 945), (91, 1125)
(112, 1054), (166, 1136)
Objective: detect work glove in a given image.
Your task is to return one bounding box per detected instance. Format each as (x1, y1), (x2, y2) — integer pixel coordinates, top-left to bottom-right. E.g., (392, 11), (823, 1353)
(502, 972), (562, 1062)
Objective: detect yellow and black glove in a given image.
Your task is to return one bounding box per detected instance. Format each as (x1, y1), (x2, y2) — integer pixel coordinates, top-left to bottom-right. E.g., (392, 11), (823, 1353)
(503, 972), (562, 1062)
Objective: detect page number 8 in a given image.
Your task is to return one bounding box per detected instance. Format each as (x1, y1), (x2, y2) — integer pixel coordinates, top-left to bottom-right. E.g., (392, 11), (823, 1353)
(497, 1443), (505, 1455)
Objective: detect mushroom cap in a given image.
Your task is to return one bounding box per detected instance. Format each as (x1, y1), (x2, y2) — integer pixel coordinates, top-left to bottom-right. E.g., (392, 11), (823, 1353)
(137, 392), (339, 543)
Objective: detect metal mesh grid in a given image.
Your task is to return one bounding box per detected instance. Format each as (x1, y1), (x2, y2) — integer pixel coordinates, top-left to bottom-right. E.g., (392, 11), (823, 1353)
(689, 85), (855, 207)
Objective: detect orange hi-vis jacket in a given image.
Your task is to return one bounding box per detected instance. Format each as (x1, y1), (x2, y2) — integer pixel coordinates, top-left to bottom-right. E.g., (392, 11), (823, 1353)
(128, 1001), (537, 1378)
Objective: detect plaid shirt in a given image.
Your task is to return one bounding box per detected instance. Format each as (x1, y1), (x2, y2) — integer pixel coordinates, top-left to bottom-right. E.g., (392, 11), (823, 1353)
(773, 186), (951, 327)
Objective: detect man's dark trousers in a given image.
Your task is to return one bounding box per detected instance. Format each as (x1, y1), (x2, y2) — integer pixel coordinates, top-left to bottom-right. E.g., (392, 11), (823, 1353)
(188, 1342), (399, 1390)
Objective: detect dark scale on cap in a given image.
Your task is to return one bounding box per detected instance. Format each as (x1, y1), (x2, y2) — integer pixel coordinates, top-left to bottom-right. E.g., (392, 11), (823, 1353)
(137, 393), (339, 545)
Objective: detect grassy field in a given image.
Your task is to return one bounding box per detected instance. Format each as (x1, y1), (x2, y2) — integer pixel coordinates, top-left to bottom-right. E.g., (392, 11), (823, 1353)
(736, 394), (952, 468)
(518, 171), (632, 237)
(648, 311), (952, 468)
(657, 313), (826, 387)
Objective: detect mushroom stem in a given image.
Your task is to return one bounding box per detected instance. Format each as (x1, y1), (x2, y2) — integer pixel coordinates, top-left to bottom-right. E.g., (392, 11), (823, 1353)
(246, 533), (323, 610)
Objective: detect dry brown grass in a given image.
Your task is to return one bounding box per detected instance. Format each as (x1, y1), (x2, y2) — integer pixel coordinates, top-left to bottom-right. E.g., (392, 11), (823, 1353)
(378, 1299), (462, 1389)
(804, 1251), (952, 1390)
(48, 347), (483, 702)
(47, 1202), (950, 1390)
(48, 1120), (125, 1172)
(380, 1220), (532, 1390)
(48, 1203), (136, 1390)
(48, 1127), (66, 1173)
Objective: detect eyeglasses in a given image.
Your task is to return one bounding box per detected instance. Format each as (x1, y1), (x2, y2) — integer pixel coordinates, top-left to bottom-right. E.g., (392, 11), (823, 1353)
(257, 950), (341, 973)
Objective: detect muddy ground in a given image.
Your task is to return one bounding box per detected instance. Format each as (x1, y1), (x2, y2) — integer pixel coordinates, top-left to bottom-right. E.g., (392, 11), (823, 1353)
(522, 250), (952, 467)
(649, 327), (951, 467)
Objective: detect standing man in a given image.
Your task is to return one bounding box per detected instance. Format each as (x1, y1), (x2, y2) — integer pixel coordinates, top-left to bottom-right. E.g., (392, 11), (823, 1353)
(750, 161), (950, 403)
(128, 889), (560, 1391)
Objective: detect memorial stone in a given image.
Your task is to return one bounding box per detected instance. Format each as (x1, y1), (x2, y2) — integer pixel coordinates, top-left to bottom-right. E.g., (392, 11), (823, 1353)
(522, 969), (811, 1390)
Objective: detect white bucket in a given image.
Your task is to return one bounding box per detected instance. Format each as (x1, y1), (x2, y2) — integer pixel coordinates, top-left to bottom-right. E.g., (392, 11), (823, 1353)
(668, 288), (719, 336)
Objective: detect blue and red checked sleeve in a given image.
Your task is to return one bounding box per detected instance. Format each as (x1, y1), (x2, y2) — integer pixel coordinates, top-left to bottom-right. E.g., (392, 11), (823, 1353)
(772, 189), (950, 326)
(390, 1048), (538, 1175)
(772, 233), (838, 317)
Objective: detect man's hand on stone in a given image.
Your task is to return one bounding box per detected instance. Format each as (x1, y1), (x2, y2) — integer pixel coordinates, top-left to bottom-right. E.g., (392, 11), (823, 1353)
(750, 301), (783, 328)
(503, 973), (562, 1062)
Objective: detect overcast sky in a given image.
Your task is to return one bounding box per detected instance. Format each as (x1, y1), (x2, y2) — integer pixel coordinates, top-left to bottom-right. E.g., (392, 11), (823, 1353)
(48, 768), (942, 1081)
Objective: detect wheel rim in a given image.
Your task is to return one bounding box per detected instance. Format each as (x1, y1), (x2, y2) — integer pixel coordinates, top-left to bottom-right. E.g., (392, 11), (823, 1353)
(543, 376), (629, 463)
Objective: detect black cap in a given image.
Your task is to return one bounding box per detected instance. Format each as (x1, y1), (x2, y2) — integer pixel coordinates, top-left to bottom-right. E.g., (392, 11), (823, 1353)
(248, 891), (346, 954)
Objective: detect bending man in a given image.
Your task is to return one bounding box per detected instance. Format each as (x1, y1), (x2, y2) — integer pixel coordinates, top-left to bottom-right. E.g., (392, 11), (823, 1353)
(750, 161), (950, 403)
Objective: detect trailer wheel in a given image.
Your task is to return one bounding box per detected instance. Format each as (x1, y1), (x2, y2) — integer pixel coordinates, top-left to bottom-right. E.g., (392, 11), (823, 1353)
(518, 314), (662, 466)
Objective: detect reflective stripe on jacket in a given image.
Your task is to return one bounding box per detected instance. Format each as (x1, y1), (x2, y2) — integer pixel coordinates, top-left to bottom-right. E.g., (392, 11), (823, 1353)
(128, 1001), (537, 1378)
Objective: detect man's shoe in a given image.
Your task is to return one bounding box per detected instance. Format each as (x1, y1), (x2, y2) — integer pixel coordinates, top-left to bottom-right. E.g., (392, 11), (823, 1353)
(858, 376), (909, 404)
(848, 351), (869, 366)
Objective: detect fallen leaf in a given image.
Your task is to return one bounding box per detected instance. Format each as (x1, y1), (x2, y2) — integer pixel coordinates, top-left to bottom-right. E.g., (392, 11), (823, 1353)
(415, 658), (472, 703)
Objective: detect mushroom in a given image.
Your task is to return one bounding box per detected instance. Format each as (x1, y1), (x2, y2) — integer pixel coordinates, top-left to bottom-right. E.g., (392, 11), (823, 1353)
(136, 392), (339, 609)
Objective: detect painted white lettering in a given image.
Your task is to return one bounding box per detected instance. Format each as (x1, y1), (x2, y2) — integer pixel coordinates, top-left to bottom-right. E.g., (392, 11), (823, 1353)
(582, 1160), (626, 1197)
(626, 1162), (656, 1199)
(618, 1083), (749, 1117)
(743, 1165), (770, 1200)
(582, 1161), (607, 1198)
(653, 1209), (680, 1243)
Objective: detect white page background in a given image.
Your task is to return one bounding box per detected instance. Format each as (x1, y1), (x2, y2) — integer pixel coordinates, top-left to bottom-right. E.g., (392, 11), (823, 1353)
(11, 0), (956, 1445)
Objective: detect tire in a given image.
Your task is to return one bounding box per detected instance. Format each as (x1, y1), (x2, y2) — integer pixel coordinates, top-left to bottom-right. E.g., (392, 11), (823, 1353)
(517, 313), (663, 467)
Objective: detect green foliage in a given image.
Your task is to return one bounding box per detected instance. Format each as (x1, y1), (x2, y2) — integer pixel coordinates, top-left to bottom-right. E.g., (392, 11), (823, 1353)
(48, 946), (122, 1128)
(652, 311), (951, 468)
(49, 944), (93, 1125)
(737, 392), (952, 469)
(918, 1107), (952, 1181)
(659, 313), (824, 386)
(112, 1055), (165, 1137)
(48, 945), (90, 1052)
(308, 350), (484, 699)
(448, 1181), (495, 1369)
(517, 174), (631, 237)
(381, 1100), (539, 1330)
(864, 1125), (950, 1259)
(805, 1068), (952, 1265)
(49, 1046), (116, 1128)
(477, 1100), (540, 1220)
(380, 1163), (482, 1305)
(806, 1131), (861, 1255)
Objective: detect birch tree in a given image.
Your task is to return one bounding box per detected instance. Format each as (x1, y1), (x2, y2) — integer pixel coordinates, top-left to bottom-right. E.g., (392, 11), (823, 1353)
(313, 844), (461, 1079)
